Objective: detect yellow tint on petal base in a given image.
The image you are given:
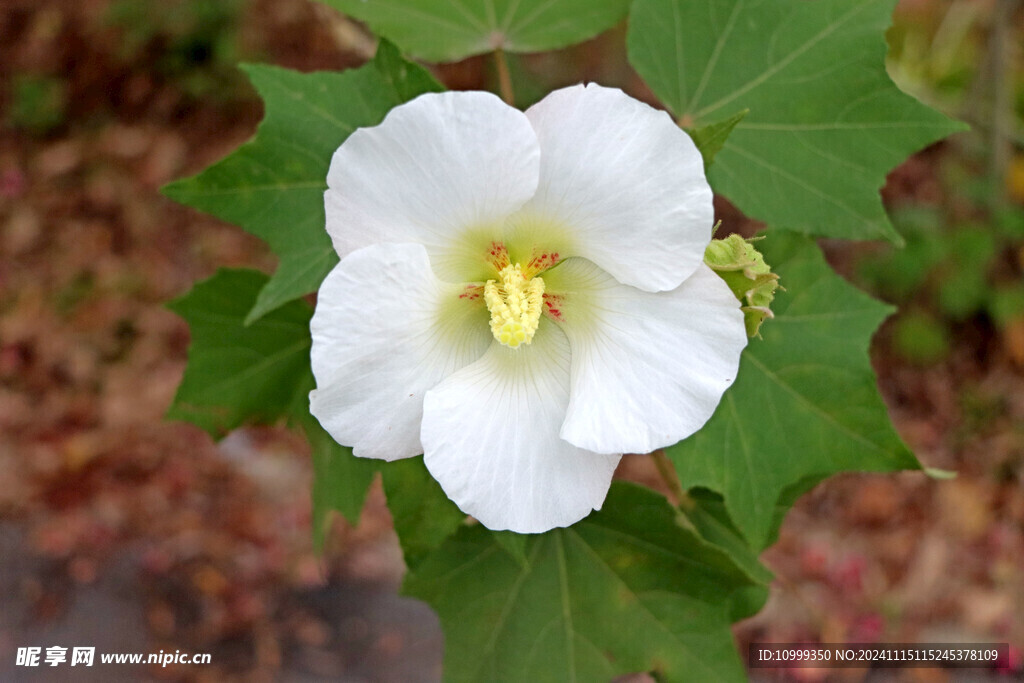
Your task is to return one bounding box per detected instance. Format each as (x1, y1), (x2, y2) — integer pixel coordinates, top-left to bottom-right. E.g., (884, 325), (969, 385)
(484, 264), (544, 348)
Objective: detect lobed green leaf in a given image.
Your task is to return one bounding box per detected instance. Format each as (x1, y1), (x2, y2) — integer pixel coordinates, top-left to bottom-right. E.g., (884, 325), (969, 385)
(405, 483), (767, 682)
(668, 233), (922, 549)
(318, 0), (631, 62)
(163, 41), (443, 322)
(168, 269), (381, 544)
(628, 0), (966, 243)
(166, 268), (313, 437)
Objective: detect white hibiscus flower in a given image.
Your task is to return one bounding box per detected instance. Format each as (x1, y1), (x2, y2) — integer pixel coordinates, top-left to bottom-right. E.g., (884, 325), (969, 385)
(310, 84), (747, 534)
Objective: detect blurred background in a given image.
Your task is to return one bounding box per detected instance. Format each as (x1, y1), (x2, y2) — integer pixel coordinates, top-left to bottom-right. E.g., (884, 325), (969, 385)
(0, 0), (1021, 680)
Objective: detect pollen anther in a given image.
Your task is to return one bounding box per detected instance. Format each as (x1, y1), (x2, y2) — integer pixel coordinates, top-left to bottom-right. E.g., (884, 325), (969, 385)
(484, 264), (545, 349)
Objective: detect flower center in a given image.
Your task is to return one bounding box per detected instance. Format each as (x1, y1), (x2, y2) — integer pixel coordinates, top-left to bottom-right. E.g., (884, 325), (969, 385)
(484, 264), (545, 349)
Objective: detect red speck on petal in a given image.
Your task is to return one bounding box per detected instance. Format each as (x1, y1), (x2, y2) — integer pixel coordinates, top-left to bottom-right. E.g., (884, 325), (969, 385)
(485, 241), (509, 271)
(542, 293), (564, 321)
(525, 249), (564, 277)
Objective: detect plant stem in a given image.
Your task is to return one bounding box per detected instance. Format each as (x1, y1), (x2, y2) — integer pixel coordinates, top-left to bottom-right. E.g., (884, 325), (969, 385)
(494, 48), (514, 106)
(652, 450), (695, 511)
(988, 0), (1019, 208)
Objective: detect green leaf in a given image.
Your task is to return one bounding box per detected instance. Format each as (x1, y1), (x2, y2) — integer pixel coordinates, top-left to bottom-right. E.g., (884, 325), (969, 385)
(764, 474), (827, 548)
(491, 530), (530, 565)
(168, 270), (379, 544)
(166, 268), (314, 437)
(404, 483), (763, 682)
(685, 489), (773, 588)
(318, 0), (631, 62)
(381, 458), (466, 569)
(689, 109), (747, 168)
(162, 41), (443, 322)
(304, 415), (380, 550)
(683, 490), (771, 623)
(627, 0), (965, 242)
(668, 233), (922, 549)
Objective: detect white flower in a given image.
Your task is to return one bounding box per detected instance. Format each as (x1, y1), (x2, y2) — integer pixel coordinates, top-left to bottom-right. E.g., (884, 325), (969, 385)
(310, 84), (747, 534)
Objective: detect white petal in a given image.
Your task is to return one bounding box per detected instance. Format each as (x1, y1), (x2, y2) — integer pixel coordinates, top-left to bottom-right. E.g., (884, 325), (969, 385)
(545, 258), (747, 455)
(421, 324), (621, 533)
(326, 91), (540, 282)
(310, 243), (492, 460)
(514, 84), (713, 292)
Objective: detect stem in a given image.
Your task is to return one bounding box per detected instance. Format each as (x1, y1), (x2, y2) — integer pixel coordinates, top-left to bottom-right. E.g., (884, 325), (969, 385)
(988, 0), (1019, 208)
(494, 48), (514, 106)
(652, 450), (695, 511)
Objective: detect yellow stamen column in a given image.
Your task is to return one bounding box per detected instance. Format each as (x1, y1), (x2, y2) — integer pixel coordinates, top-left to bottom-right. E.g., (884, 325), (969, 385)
(484, 264), (545, 348)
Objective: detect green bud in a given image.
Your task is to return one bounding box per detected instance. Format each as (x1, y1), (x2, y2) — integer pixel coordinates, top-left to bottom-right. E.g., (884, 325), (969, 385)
(704, 233), (780, 337)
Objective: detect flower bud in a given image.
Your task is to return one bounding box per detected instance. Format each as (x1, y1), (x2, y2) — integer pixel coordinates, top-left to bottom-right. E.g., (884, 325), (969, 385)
(704, 233), (779, 337)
